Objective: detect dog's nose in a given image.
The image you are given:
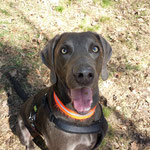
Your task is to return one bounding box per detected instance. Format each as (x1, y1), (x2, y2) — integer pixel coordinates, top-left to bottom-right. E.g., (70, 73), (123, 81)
(73, 65), (94, 86)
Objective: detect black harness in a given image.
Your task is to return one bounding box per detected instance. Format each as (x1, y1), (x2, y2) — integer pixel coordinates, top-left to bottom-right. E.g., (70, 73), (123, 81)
(28, 94), (107, 150)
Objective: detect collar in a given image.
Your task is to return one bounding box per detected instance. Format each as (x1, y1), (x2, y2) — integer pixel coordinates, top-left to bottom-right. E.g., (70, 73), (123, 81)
(54, 92), (96, 120)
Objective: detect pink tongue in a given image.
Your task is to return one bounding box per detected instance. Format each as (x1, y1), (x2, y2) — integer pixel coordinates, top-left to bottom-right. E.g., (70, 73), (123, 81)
(70, 88), (92, 113)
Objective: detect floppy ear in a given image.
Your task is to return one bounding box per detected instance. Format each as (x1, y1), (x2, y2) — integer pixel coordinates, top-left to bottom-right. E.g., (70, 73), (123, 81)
(41, 35), (60, 84)
(94, 34), (112, 81)
(99, 35), (112, 80)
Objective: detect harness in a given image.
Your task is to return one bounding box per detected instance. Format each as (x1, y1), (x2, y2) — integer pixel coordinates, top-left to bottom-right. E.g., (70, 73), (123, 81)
(28, 92), (107, 150)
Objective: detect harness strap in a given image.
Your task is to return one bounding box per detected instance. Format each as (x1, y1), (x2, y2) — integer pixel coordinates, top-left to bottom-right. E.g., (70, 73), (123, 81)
(45, 95), (105, 134)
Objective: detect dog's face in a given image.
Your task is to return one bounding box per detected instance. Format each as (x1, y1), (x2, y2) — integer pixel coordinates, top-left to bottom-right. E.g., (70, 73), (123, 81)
(41, 32), (112, 114)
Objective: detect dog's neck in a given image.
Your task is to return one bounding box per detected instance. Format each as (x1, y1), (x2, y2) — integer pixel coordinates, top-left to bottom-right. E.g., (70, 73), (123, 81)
(50, 81), (101, 124)
(53, 80), (71, 105)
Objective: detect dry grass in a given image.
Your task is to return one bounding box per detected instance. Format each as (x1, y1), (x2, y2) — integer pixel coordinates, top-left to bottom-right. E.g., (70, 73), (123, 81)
(0, 0), (150, 149)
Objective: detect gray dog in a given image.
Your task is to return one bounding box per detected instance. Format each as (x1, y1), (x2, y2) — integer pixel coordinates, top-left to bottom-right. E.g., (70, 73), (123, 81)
(17, 32), (112, 150)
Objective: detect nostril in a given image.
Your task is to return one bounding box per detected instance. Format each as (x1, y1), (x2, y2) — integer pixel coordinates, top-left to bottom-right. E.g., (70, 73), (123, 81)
(88, 73), (93, 79)
(78, 73), (84, 78)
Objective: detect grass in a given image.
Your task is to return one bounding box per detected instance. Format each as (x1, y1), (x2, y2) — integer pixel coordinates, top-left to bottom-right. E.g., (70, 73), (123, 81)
(55, 6), (64, 13)
(103, 107), (112, 118)
(99, 139), (107, 149)
(0, 88), (5, 94)
(99, 16), (110, 23)
(79, 18), (100, 32)
(93, 0), (114, 7)
(101, 0), (114, 7)
(79, 24), (100, 32)
(93, 0), (101, 4)
(125, 40), (133, 49)
(135, 11), (147, 18)
(0, 21), (11, 24)
(0, 8), (10, 16)
(125, 64), (140, 71)
(107, 124), (115, 139)
(12, 57), (23, 67)
(0, 42), (3, 48)
(0, 30), (9, 38)
(99, 124), (115, 149)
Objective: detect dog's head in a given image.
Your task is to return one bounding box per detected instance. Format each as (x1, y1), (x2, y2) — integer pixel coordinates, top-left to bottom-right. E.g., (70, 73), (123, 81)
(41, 32), (112, 114)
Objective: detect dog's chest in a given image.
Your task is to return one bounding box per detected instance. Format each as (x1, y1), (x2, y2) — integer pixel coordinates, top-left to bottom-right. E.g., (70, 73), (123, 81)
(65, 133), (96, 150)
(44, 122), (97, 150)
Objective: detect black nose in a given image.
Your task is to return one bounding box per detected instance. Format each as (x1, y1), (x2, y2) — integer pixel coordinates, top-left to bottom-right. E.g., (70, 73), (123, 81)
(73, 65), (94, 86)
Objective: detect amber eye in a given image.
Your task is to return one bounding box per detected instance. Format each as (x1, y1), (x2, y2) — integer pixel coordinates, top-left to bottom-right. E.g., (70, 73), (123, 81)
(92, 46), (99, 53)
(61, 48), (68, 54)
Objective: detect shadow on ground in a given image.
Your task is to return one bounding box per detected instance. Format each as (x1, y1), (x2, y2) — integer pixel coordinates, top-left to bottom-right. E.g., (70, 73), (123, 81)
(100, 95), (150, 150)
(111, 108), (150, 150)
(0, 42), (48, 150)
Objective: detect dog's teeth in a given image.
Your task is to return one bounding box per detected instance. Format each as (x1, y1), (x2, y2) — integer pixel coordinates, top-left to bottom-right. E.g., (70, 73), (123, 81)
(85, 108), (90, 112)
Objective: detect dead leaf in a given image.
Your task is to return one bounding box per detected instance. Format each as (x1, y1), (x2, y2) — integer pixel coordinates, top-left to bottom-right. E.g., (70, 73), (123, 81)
(131, 141), (138, 150)
(36, 69), (41, 77)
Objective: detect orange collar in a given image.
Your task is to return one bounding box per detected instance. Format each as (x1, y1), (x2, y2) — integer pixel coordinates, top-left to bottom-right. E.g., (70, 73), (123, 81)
(54, 92), (96, 120)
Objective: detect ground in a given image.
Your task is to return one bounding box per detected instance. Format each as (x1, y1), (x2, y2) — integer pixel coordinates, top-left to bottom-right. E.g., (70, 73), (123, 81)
(0, 0), (150, 150)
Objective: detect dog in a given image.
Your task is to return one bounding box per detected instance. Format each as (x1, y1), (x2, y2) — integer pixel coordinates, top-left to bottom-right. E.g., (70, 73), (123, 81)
(17, 31), (112, 150)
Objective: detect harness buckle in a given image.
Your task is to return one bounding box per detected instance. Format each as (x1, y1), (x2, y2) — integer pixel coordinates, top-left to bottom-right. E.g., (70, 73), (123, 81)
(49, 114), (55, 122)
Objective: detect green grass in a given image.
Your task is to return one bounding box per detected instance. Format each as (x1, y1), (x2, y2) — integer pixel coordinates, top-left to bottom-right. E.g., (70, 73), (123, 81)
(125, 64), (140, 71)
(9, 2), (14, 7)
(93, 0), (114, 7)
(99, 139), (107, 149)
(103, 107), (112, 118)
(0, 30), (9, 38)
(79, 25), (100, 32)
(12, 57), (23, 67)
(0, 8), (10, 16)
(0, 21), (11, 24)
(93, 0), (100, 4)
(0, 88), (5, 94)
(26, 52), (36, 57)
(86, 25), (100, 32)
(125, 40), (133, 49)
(99, 16), (110, 23)
(55, 6), (64, 13)
(79, 18), (100, 32)
(107, 124), (115, 139)
(99, 124), (115, 149)
(101, 0), (114, 7)
(0, 42), (4, 48)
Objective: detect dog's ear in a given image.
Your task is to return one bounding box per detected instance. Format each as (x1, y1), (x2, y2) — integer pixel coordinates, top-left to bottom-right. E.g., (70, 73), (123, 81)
(99, 35), (112, 80)
(93, 33), (112, 80)
(41, 35), (60, 84)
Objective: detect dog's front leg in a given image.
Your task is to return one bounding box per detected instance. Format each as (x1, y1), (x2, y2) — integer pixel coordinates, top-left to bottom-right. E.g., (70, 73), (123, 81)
(17, 115), (34, 150)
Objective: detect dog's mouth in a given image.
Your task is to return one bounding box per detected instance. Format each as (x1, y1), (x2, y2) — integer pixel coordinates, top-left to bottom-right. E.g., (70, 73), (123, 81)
(70, 87), (93, 114)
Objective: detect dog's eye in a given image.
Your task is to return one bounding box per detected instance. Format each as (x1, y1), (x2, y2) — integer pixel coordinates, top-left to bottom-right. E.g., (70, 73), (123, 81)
(61, 48), (68, 54)
(92, 46), (99, 53)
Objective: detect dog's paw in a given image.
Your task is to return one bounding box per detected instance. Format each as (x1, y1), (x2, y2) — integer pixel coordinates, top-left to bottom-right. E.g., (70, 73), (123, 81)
(26, 141), (35, 150)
